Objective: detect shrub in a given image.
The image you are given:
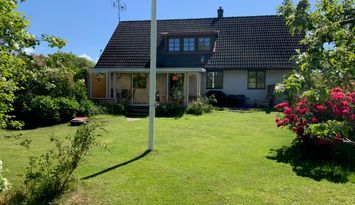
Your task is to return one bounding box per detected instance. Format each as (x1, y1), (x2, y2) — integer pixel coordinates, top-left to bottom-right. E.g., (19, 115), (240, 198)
(14, 95), (94, 127)
(56, 97), (80, 121)
(4, 124), (100, 204)
(275, 88), (354, 144)
(99, 103), (127, 115)
(186, 96), (215, 115)
(156, 103), (186, 117)
(77, 100), (96, 116)
(28, 96), (61, 125)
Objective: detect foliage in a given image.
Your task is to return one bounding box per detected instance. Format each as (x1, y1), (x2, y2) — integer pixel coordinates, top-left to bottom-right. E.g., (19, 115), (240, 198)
(186, 95), (216, 115)
(10, 53), (95, 128)
(276, 0), (354, 144)
(0, 0), (67, 128)
(3, 123), (100, 204)
(156, 103), (186, 117)
(275, 88), (354, 144)
(14, 95), (82, 127)
(0, 160), (10, 192)
(96, 103), (128, 115)
(170, 80), (184, 101)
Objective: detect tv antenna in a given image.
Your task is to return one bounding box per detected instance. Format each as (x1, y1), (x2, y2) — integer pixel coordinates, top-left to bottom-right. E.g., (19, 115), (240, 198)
(112, 0), (126, 23)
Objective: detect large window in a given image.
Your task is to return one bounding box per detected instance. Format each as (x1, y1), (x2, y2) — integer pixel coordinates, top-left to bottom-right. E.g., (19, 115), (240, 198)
(133, 74), (147, 89)
(248, 71), (265, 89)
(198, 37), (210, 51)
(168, 38), (180, 52)
(206, 71), (223, 89)
(183, 38), (195, 51)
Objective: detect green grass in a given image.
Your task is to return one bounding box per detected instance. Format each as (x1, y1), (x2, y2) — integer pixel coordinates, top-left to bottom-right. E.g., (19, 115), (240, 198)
(1, 111), (354, 204)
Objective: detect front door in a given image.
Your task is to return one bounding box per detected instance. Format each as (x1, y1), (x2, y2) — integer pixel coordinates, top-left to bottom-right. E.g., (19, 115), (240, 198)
(132, 73), (149, 104)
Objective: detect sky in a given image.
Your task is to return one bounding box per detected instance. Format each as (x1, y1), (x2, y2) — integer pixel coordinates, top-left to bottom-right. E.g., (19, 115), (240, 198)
(17, 0), (314, 62)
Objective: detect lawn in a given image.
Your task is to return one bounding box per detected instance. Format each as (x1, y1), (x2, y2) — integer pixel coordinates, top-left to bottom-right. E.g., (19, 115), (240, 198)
(1, 111), (354, 204)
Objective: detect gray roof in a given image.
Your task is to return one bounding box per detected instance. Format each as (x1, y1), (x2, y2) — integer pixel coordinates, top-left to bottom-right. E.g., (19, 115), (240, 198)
(95, 15), (303, 70)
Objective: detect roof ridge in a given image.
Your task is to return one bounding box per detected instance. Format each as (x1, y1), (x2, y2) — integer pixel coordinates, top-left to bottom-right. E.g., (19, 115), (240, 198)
(119, 15), (280, 23)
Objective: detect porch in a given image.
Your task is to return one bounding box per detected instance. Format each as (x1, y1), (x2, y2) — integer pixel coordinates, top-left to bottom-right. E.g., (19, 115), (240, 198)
(89, 68), (205, 105)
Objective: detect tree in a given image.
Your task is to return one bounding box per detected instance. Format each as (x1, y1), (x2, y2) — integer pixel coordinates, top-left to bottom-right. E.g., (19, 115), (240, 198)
(275, 0), (354, 144)
(0, 0), (67, 128)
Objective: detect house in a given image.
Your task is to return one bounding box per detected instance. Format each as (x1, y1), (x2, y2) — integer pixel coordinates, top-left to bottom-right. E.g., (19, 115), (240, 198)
(89, 7), (302, 106)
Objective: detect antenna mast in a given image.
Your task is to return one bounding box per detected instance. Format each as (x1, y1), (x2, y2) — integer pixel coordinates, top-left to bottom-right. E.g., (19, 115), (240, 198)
(112, 0), (126, 23)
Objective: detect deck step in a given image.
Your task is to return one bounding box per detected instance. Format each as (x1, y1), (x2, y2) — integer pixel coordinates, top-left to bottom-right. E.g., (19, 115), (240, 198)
(125, 105), (149, 117)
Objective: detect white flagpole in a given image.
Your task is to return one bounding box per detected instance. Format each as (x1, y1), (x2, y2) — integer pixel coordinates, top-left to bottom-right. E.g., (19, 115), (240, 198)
(148, 0), (157, 151)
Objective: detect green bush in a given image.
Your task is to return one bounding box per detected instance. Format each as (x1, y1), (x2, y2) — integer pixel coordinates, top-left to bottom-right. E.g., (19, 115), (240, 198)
(186, 96), (215, 115)
(29, 96), (61, 124)
(77, 100), (95, 116)
(3, 124), (100, 204)
(56, 98), (80, 121)
(15, 96), (94, 127)
(102, 103), (127, 115)
(156, 103), (186, 117)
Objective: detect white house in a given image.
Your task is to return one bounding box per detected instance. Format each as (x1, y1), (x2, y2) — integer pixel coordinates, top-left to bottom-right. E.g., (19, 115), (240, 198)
(89, 7), (302, 107)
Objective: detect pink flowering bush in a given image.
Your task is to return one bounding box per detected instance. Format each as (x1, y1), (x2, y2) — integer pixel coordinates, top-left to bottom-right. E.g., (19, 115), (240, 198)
(275, 88), (355, 144)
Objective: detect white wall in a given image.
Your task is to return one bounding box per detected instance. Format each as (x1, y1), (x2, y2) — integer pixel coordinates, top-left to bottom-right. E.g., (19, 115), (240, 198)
(205, 70), (290, 105)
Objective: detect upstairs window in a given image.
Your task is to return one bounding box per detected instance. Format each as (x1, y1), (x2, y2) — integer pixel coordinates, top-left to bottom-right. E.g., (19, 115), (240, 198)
(248, 71), (265, 89)
(206, 71), (223, 89)
(183, 38), (195, 51)
(198, 37), (210, 51)
(168, 38), (180, 52)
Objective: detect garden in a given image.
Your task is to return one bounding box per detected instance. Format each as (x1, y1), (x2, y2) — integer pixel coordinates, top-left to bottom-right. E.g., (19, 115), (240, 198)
(1, 111), (354, 204)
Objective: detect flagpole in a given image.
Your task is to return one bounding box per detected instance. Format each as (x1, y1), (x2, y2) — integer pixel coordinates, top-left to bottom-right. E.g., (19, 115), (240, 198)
(148, 0), (157, 151)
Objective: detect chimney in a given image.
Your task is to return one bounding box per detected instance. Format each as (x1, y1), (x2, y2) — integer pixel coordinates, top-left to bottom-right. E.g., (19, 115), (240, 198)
(218, 6), (224, 18)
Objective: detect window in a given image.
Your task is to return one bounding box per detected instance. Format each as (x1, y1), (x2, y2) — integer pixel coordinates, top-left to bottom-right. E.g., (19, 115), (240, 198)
(133, 74), (147, 89)
(248, 71), (265, 89)
(206, 71), (223, 89)
(183, 38), (195, 51)
(198, 37), (210, 51)
(168, 38), (180, 52)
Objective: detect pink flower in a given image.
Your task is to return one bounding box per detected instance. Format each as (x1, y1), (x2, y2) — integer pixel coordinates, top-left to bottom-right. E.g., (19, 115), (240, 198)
(315, 104), (324, 111)
(300, 120), (307, 127)
(331, 88), (345, 100)
(342, 109), (349, 114)
(283, 107), (293, 115)
(298, 100), (306, 107)
(311, 117), (318, 123)
(275, 102), (289, 109)
(326, 100), (332, 106)
(297, 107), (308, 115)
(340, 101), (348, 106)
(277, 118), (290, 127)
(347, 92), (355, 104)
(275, 117), (280, 122)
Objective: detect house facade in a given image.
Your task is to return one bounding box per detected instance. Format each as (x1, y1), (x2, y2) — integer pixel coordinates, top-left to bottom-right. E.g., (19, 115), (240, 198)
(90, 8), (302, 106)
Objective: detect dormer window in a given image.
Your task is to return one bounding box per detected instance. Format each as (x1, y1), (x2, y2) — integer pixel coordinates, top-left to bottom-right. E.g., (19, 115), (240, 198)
(168, 38), (180, 52)
(198, 37), (210, 51)
(183, 38), (195, 51)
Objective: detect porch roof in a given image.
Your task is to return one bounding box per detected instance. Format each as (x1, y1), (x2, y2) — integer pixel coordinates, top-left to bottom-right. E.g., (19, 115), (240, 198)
(90, 67), (206, 73)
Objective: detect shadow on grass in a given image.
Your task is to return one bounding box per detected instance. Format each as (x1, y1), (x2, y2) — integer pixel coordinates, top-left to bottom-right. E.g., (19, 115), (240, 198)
(267, 141), (355, 183)
(81, 150), (151, 180)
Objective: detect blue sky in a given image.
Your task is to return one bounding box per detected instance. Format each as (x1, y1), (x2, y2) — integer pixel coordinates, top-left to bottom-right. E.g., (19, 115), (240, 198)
(18, 0), (313, 62)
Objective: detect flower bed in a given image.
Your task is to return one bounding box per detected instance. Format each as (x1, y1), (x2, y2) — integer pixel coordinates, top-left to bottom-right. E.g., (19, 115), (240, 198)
(275, 88), (354, 144)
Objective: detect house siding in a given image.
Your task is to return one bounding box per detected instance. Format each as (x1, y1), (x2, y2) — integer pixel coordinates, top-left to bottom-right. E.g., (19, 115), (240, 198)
(205, 69), (290, 105)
